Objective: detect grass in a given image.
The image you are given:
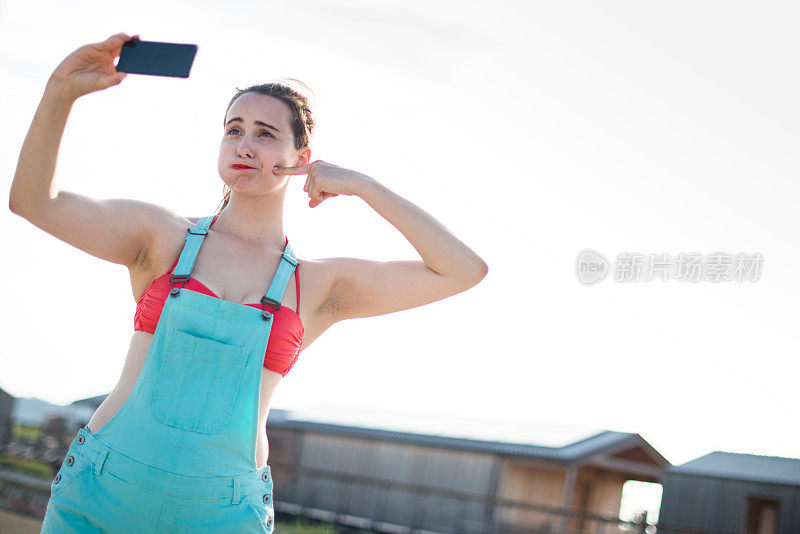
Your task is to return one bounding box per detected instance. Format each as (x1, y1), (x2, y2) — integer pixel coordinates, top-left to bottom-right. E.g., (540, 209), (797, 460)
(12, 424), (44, 442)
(0, 454), (53, 478)
(276, 518), (336, 534)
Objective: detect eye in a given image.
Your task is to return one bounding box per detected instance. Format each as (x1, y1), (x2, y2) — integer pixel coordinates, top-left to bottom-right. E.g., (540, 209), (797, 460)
(225, 127), (273, 138)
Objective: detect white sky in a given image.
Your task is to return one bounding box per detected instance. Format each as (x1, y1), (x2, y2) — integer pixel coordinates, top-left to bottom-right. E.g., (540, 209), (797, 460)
(2, 0), (799, 493)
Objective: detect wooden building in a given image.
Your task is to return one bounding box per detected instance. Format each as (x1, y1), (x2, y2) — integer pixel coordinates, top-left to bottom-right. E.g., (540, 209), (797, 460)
(658, 451), (800, 534)
(0, 386), (14, 451)
(265, 406), (669, 533)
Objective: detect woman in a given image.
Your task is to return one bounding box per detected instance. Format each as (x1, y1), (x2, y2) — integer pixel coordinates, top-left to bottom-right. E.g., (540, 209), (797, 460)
(10, 32), (488, 533)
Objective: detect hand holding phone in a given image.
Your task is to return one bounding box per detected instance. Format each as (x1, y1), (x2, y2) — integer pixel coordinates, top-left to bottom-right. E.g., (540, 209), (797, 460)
(49, 32), (140, 100)
(116, 38), (198, 78)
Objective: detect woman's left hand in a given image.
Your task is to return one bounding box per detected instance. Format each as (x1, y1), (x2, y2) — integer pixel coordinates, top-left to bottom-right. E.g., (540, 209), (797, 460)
(273, 160), (374, 208)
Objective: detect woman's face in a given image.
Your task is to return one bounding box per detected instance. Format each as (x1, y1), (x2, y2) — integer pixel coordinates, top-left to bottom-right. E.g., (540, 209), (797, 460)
(218, 92), (308, 194)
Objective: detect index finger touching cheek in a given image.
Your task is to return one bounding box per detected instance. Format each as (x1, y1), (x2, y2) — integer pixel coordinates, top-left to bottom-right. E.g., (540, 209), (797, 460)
(273, 163), (310, 175)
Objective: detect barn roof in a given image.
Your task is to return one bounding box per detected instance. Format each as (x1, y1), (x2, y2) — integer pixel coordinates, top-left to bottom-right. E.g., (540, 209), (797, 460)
(668, 451), (800, 487)
(268, 405), (666, 465)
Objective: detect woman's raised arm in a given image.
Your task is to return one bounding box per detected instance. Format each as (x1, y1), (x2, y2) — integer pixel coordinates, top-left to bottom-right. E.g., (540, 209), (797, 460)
(273, 160), (489, 322)
(8, 32), (177, 269)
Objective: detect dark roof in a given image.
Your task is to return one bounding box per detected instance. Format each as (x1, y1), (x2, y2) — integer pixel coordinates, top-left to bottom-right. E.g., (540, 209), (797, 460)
(267, 407), (665, 464)
(668, 451), (800, 487)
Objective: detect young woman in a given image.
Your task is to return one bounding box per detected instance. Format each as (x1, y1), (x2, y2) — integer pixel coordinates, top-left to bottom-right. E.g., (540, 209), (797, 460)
(10, 32), (488, 533)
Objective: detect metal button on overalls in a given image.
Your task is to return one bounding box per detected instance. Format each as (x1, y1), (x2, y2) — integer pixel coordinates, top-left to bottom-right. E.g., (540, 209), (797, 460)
(41, 215), (289, 533)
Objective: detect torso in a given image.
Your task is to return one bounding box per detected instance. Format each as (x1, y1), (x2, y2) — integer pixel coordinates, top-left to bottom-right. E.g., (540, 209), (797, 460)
(85, 215), (337, 469)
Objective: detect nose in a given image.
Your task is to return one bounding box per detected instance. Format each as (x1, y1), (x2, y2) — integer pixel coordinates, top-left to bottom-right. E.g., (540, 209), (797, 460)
(236, 137), (254, 159)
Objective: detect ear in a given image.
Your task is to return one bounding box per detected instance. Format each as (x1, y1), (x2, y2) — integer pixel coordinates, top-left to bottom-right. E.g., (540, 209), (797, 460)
(294, 147), (311, 167)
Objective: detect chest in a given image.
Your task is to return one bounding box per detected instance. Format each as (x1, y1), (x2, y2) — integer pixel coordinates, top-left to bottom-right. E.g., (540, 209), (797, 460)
(132, 215), (333, 355)
(189, 232), (297, 308)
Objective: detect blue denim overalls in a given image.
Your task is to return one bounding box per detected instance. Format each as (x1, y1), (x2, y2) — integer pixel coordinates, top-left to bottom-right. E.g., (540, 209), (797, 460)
(41, 215), (298, 533)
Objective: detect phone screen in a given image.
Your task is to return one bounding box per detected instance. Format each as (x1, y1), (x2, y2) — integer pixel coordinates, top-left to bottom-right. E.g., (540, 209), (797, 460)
(116, 38), (198, 78)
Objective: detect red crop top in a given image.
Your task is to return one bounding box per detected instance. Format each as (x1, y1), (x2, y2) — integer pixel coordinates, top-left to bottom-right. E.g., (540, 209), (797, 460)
(134, 216), (303, 376)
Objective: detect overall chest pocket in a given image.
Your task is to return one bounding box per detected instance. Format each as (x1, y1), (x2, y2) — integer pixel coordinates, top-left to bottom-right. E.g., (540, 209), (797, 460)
(151, 328), (249, 435)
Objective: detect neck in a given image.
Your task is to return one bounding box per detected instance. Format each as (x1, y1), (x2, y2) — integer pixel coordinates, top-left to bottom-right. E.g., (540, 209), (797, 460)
(213, 191), (287, 245)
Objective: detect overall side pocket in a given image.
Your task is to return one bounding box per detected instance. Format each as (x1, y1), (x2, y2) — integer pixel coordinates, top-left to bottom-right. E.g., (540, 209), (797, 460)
(246, 501), (275, 533)
(51, 453), (93, 499)
(151, 328), (248, 435)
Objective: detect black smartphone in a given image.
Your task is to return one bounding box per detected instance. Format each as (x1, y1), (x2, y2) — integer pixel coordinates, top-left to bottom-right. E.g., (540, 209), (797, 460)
(115, 38), (198, 78)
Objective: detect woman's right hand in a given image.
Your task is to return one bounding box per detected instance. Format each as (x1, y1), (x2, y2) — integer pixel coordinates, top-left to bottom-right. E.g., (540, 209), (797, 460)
(49, 32), (139, 101)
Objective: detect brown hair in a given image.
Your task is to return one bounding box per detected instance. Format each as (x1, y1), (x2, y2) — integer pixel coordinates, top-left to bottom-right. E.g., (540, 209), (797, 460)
(215, 78), (316, 216)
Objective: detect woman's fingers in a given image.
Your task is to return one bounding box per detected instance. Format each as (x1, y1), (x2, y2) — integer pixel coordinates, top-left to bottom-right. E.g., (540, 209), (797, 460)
(100, 32), (137, 54)
(110, 32), (132, 43)
(98, 33), (125, 49)
(309, 192), (339, 208)
(276, 160), (343, 207)
(273, 163), (312, 175)
(108, 71), (128, 87)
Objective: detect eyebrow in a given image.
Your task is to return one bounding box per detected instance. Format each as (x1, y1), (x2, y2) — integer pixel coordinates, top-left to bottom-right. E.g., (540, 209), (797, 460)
(225, 117), (281, 133)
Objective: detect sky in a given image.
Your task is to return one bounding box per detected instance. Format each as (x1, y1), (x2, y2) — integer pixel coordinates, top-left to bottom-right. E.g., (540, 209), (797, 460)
(1, 0), (798, 519)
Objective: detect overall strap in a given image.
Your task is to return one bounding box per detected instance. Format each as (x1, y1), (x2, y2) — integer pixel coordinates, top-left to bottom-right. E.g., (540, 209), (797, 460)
(260, 240), (299, 320)
(169, 216), (215, 297)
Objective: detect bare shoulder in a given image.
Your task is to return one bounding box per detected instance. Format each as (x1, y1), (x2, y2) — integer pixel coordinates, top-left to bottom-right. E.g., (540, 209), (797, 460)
(130, 211), (196, 295)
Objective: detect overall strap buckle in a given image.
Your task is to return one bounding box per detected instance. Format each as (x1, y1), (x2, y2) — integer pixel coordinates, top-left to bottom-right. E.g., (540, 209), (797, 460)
(169, 216), (215, 296)
(260, 240), (298, 320)
(281, 252), (298, 267)
(169, 274), (190, 297)
(261, 295), (280, 320)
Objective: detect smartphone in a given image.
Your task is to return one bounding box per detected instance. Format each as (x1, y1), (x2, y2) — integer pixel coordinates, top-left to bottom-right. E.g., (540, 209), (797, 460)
(115, 38), (198, 78)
